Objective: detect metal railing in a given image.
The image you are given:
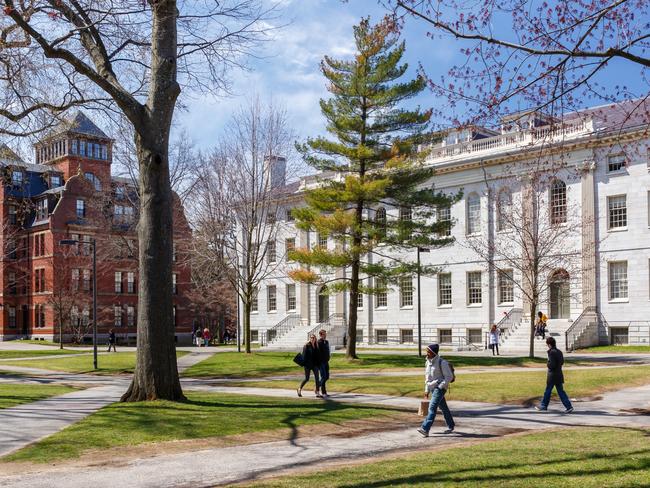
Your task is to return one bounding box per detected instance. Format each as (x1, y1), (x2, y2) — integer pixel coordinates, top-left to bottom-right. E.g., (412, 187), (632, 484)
(495, 308), (524, 343)
(262, 313), (302, 346)
(307, 313), (346, 339)
(565, 306), (597, 352)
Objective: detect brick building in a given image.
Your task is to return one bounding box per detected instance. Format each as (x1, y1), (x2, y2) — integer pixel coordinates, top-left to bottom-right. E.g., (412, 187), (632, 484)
(0, 112), (194, 344)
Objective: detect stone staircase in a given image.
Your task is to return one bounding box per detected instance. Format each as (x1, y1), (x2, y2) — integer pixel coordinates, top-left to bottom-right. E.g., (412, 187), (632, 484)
(262, 313), (347, 351)
(500, 317), (573, 354)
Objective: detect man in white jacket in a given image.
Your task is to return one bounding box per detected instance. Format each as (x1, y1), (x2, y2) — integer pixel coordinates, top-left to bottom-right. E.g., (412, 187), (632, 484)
(417, 343), (455, 437)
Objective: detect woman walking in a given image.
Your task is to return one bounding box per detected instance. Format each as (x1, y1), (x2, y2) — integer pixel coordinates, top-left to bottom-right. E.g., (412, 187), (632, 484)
(298, 334), (322, 398)
(202, 328), (211, 347)
(489, 324), (500, 356)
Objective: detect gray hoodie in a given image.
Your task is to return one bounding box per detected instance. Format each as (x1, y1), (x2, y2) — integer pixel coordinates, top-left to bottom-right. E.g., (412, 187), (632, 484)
(424, 355), (454, 392)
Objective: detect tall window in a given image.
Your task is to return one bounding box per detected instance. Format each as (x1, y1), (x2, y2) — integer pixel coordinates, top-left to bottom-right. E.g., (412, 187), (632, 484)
(251, 287), (259, 312)
(35, 268), (46, 292)
(82, 269), (91, 291)
(79, 140), (86, 156)
(607, 153), (626, 173)
(467, 194), (481, 234)
(437, 205), (451, 237)
(8, 306), (16, 328)
(267, 240), (276, 263)
(498, 269), (514, 304)
(356, 292), (363, 309)
(286, 284), (296, 311)
(317, 233), (328, 249)
(375, 278), (387, 308)
(399, 207), (412, 239)
(467, 271), (482, 304)
(608, 195), (627, 229)
(71, 139), (78, 154)
(127, 272), (135, 293)
(8, 204), (16, 225)
(438, 273), (452, 306)
(12, 171), (22, 186)
(76, 199), (86, 218)
(8, 272), (16, 295)
(127, 306), (135, 327)
(285, 238), (295, 259)
(114, 306), (122, 327)
(375, 207), (387, 237)
(36, 199), (48, 221)
(609, 261), (628, 300)
(496, 189), (512, 231)
(115, 272), (123, 293)
(399, 276), (413, 307)
(267, 285), (277, 312)
(71, 268), (79, 291)
(35, 305), (46, 328)
(550, 180), (567, 224)
(172, 274), (178, 294)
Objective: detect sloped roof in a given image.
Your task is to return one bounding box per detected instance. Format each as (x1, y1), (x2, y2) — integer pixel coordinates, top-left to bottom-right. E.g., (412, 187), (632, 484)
(49, 111), (111, 140)
(0, 143), (24, 163)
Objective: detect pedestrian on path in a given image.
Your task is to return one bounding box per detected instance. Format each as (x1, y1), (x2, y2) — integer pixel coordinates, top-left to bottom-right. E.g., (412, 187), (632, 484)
(417, 343), (455, 437)
(298, 334), (321, 398)
(489, 324), (500, 356)
(535, 311), (548, 339)
(203, 328), (211, 347)
(195, 328), (203, 347)
(107, 329), (117, 352)
(317, 329), (330, 397)
(535, 336), (574, 413)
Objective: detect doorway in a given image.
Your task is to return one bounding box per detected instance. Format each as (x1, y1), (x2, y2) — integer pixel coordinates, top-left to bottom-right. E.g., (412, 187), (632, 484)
(317, 286), (329, 323)
(549, 269), (570, 319)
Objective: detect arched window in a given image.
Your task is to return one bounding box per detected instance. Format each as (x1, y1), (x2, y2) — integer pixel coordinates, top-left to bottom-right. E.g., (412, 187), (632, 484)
(550, 179), (566, 224)
(375, 207), (386, 237)
(84, 172), (102, 191)
(496, 188), (512, 231)
(466, 193), (481, 235)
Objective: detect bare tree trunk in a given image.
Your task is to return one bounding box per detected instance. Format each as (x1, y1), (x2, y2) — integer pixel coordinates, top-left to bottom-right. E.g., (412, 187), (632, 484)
(529, 299), (537, 359)
(244, 300), (252, 354)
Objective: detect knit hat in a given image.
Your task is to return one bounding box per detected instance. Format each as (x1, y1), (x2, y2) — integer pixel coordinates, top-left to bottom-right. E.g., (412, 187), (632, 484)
(426, 343), (439, 355)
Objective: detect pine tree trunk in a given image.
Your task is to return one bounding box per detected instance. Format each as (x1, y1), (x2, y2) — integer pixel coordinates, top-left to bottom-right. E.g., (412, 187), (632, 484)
(347, 256), (360, 359)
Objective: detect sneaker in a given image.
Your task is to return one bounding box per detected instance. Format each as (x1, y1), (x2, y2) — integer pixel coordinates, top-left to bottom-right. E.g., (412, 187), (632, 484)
(443, 427), (455, 434)
(534, 406), (547, 411)
(316, 393), (323, 398)
(564, 407), (574, 414)
(297, 388), (302, 398)
(417, 428), (429, 437)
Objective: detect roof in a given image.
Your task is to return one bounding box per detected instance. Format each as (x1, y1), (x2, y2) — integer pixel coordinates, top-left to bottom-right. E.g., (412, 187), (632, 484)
(47, 111), (111, 140)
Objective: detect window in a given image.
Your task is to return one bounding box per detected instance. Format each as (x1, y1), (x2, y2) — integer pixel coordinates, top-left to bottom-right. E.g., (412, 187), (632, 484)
(438, 273), (452, 306)
(114, 306), (122, 327)
(267, 241), (276, 264)
(607, 153), (626, 173)
(267, 285), (277, 312)
(79, 140), (86, 156)
(250, 330), (259, 342)
(82, 308), (90, 327)
(172, 274), (178, 294)
(81, 235), (91, 256)
(33, 234), (45, 257)
(7, 239), (16, 260)
(82, 269), (91, 291)
(101, 145), (108, 160)
(115, 186), (126, 199)
(375, 329), (388, 344)
(467, 271), (482, 305)
(76, 199), (85, 219)
(400, 329), (414, 344)
(468, 328), (482, 344)
(399, 207), (412, 240)
(437, 205), (451, 237)
(609, 261), (628, 300)
(286, 284), (296, 311)
(94, 143), (101, 159)
(550, 180), (567, 224)
(8, 205), (16, 225)
(11, 171), (23, 186)
(71, 268), (79, 291)
(375, 207), (387, 237)
(51, 175), (62, 187)
(115, 272), (123, 293)
(127, 272), (135, 293)
(467, 193), (481, 234)
(356, 328), (364, 343)
(8, 272), (16, 295)
(251, 288), (259, 312)
(114, 205), (134, 224)
(36, 199), (48, 221)
(610, 327), (629, 345)
(34, 268), (46, 292)
(71, 139), (78, 154)
(497, 189), (512, 231)
(438, 329), (452, 344)
(375, 278), (387, 308)
(608, 195), (627, 229)
(317, 233), (328, 249)
(399, 276), (413, 308)
(8, 306), (16, 328)
(173, 305), (177, 327)
(85, 172), (101, 191)
(285, 238), (295, 259)
(35, 304), (46, 328)
(127, 306), (135, 327)
(286, 208), (295, 221)
(498, 269), (514, 304)
(356, 292), (363, 309)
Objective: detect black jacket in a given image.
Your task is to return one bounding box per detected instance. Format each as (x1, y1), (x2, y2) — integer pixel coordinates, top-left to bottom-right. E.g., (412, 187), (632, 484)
(302, 343), (321, 369)
(317, 338), (330, 363)
(547, 347), (565, 384)
(108, 331), (116, 344)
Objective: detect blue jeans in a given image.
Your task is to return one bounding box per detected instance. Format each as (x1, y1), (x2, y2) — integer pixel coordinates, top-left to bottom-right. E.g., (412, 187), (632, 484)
(541, 381), (573, 409)
(319, 362), (330, 394)
(421, 387), (455, 432)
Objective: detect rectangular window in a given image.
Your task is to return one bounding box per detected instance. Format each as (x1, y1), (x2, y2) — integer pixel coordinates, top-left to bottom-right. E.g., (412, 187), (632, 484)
(172, 274), (178, 294)
(356, 328), (364, 343)
(51, 175), (62, 187)
(127, 306), (135, 327)
(115, 272), (123, 293)
(356, 292), (363, 309)
(437, 205), (451, 237)
(610, 327), (629, 345)
(399, 276), (413, 308)
(79, 140), (86, 156)
(375, 278), (387, 308)
(250, 330), (259, 342)
(467, 271), (482, 305)
(467, 195), (481, 234)
(127, 272), (135, 293)
(8, 271), (16, 295)
(607, 153), (626, 173)
(114, 306), (122, 327)
(251, 288), (259, 312)
(71, 139), (78, 155)
(468, 328), (482, 344)
(400, 329), (414, 344)
(36, 199), (48, 221)
(438, 273), (452, 306)
(286, 284), (296, 311)
(94, 144), (101, 159)
(399, 207), (412, 240)
(267, 285), (277, 312)
(172, 243), (177, 262)
(438, 328), (452, 344)
(267, 240), (276, 264)
(102, 145), (108, 160)
(8, 205), (16, 225)
(76, 199), (85, 219)
(8, 306), (16, 328)
(7, 239), (16, 260)
(375, 329), (388, 344)
(498, 269), (514, 304)
(35, 304), (45, 328)
(82, 269), (91, 291)
(317, 234), (328, 249)
(12, 171), (22, 186)
(285, 238), (295, 259)
(286, 208), (295, 221)
(35, 268), (45, 292)
(608, 195), (627, 229)
(72, 268), (79, 291)
(609, 261), (628, 300)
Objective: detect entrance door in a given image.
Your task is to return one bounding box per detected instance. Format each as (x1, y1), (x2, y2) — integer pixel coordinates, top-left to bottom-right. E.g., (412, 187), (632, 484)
(549, 270), (570, 319)
(21, 305), (29, 336)
(317, 287), (329, 323)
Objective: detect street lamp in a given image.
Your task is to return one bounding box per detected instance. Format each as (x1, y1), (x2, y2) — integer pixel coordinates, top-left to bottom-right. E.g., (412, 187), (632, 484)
(60, 238), (98, 370)
(416, 247), (430, 357)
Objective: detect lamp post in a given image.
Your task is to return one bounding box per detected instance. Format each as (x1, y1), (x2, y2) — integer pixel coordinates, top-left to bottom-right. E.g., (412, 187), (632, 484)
(416, 247), (429, 357)
(60, 238), (97, 370)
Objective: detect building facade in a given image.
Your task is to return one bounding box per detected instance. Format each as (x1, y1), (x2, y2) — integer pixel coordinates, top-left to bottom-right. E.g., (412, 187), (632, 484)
(246, 101), (650, 349)
(0, 112), (194, 344)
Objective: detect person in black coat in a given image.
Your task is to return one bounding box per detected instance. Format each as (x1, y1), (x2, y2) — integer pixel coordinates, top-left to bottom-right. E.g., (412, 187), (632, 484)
(535, 336), (573, 413)
(107, 329), (116, 352)
(317, 329), (331, 397)
(298, 334), (322, 398)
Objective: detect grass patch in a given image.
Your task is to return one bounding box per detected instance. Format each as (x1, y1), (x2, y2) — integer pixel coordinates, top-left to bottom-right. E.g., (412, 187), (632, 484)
(243, 427), (650, 487)
(577, 345), (650, 353)
(4, 392), (407, 463)
(0, 351), (188, 375)
(183, 352), (554, 378)
(0, 383), (79, 409)
(227, 365), (650, 404)
(0, 349), (82, 360)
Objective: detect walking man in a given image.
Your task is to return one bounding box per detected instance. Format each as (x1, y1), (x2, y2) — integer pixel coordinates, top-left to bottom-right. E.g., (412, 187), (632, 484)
(535, 336), (574, 413)
(317, 329), (331, 398)
(417, 343), (455, 437)
(107, 328), (117, 352)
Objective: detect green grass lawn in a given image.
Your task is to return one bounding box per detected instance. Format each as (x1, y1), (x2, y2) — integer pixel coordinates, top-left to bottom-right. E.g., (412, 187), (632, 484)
(0, 351), (188, 375)
(3, 392), (408, 463)
(0, 349), (83, 360)
(578, 345), (650, 353)
(243, 427), (650, 488)
(0, 383), (79, 409)
(228, 365), (650, 404)
(183, 352), (557, 378)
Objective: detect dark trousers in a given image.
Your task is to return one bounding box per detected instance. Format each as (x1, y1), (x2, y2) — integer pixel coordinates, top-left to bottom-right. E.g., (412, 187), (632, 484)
(491, 343), (499, 355)
(541, 380), (573, 409)
(107, 342), (116, 352)
(300, 366), (320, 391)
(319, 362), (330, 394)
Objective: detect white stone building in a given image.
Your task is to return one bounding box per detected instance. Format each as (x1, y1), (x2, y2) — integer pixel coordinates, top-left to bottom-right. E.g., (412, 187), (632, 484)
(242, 100), (650, 351)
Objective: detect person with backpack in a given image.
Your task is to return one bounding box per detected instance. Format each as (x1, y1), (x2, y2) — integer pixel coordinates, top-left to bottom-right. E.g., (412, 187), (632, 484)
(195, 328), (203, 347)
(535, 336), (574, 413)
(297, 334), (322, 398)
(417, 343), (455, 437)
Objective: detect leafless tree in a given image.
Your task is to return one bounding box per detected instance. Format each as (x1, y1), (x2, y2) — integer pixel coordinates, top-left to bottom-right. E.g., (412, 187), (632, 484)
(190, 98), (296, 353)
(0, 1), (279, 401)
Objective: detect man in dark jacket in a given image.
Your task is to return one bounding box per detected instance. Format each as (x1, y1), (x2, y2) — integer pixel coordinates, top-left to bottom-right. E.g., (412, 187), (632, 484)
(317, 329), (331, 397)
(535, 336), (573, 413)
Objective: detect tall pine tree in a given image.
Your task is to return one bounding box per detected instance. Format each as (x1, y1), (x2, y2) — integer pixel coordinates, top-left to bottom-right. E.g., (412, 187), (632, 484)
(291, 17), (457, 359)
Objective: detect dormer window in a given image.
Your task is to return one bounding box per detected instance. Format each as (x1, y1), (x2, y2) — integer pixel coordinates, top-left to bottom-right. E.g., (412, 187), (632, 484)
(50, 175), (62, 187)
(36, 199), (48, 221)
(11, 170), (23, 186)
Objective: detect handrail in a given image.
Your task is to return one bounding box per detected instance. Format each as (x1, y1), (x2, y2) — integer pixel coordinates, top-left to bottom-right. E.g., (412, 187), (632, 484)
(496, 308), (524, 343)
(564, 306), (597, 352)
(454, 335), (483, 351)
(307, 313), (346, 339)
(263, 313), (302, 346)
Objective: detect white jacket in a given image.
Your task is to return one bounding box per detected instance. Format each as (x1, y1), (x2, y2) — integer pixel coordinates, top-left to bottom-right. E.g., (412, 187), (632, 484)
(489, 330), (500, 345)
(424, 355), (453, 392)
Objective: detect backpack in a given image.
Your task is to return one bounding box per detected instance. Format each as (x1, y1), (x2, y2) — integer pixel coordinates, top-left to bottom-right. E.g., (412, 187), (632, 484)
(444, 358), (456, 383)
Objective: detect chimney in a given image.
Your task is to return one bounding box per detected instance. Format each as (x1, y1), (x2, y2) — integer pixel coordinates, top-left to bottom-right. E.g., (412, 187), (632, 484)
(264, 155), (286, 189)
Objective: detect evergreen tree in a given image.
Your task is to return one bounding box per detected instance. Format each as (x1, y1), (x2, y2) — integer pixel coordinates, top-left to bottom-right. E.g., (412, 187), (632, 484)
(290, 17), (457, 359)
